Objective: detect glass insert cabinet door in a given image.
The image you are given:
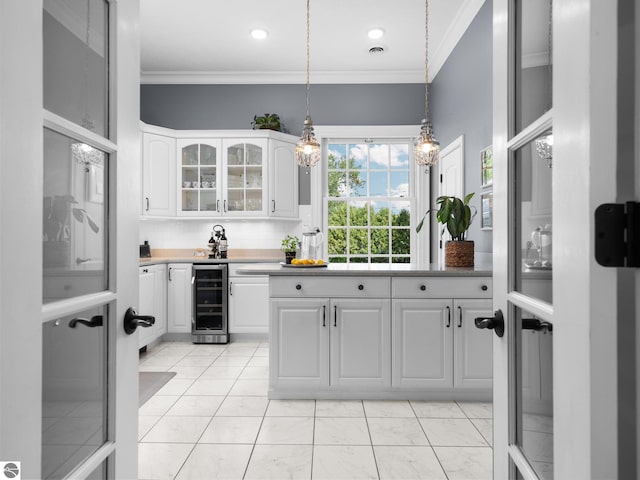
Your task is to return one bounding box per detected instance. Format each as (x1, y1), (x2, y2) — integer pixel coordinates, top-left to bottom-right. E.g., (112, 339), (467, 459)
(178, 140), (221, 215)
(224, 139), (267, 215)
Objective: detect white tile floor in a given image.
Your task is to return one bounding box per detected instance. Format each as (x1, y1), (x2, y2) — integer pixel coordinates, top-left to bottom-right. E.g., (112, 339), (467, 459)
(138, 341), (493, 480)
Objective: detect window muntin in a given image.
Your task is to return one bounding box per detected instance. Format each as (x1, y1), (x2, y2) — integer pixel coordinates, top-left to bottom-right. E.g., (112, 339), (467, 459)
(326, 142), (413, 264)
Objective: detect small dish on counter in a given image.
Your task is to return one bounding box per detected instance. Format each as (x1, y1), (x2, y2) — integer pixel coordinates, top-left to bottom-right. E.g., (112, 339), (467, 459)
(280, 261), (328, 268)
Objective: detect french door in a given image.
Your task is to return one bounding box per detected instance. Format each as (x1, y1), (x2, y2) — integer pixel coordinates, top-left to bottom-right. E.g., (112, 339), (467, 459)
(0, 1), (140, 479)
(492, 0), (636, 479)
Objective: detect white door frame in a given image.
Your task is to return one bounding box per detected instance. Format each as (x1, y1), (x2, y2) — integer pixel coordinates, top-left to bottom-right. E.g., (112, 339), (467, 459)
(493, 0), (619, 478)
(0, 1), (141, 478)
(436, 135), (464, 266)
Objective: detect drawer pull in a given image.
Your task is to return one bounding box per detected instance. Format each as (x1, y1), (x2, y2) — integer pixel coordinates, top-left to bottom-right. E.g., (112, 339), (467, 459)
(481, 285), (488, 291)
(358, 284), (364, 291)
(420, 285), (426, 291)
(296, 284), (302, 290)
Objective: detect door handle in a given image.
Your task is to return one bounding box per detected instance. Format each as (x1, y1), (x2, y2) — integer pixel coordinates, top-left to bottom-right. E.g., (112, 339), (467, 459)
(323, 305), (326, 327)
(217, 199), (220, 212)
(168, 267), (172, 281)
(445, 306), (451, 327)
(145, 197), (150, 211)
(334, 305), (337, 327)
(69, 315), (103, 328)
(474, 309), (505, 337)
(224, 200), (227, 212)
(76, 257), (92, 265)
(522, 317), (553, 333)
(124, 307), (155, 334)
(457, 306), (463, 327)
(272, 200), (276, 213)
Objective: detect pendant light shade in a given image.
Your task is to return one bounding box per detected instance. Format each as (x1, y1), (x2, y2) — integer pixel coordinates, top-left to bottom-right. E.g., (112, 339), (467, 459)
(295, 0), (321, 169)
(414, 0), (440, 166)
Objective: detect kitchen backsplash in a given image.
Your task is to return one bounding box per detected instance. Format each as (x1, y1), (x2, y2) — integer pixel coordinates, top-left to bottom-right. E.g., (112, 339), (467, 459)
(139, 206), (311, 250)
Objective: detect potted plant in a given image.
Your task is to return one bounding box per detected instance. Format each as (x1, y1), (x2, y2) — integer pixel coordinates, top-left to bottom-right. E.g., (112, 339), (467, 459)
(281, 234), (300, 264)
(251, 113), (284, 132)
(416, 193), (477, 267)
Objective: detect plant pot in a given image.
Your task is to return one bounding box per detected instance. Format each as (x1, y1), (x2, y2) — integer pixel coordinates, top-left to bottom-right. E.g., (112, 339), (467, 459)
(445, 240), (474, 268)
(284, 251), (296, 264)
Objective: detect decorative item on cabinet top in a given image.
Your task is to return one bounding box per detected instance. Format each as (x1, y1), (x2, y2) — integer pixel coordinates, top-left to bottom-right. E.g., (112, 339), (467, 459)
(251, 113), (287, 133)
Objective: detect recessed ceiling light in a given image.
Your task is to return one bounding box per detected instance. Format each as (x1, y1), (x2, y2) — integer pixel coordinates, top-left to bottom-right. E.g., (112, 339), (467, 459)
(367, 28), (385, 40)
(251, 29), (268, 40)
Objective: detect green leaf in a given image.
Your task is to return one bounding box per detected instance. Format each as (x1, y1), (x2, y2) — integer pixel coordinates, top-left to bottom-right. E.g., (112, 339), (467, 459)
(463, 192), (475, 205)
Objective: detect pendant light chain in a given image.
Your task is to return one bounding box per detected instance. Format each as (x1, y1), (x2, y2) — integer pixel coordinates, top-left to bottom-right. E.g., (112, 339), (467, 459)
(424, 0), (429, 121)
(305, 0), (311, 118)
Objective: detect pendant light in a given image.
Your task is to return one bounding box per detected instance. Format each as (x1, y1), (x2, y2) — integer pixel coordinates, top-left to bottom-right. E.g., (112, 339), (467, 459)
(414, 0), (440, 166)
(295, 0), (321, 171)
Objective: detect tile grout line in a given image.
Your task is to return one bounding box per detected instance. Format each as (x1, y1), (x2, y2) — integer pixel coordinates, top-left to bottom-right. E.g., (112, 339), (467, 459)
(362, 401), (382, 480)
(409, 400), (452, 480)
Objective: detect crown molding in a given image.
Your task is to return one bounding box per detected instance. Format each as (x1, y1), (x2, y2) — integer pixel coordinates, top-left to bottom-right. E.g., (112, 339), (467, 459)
(140, 69), (425, 85)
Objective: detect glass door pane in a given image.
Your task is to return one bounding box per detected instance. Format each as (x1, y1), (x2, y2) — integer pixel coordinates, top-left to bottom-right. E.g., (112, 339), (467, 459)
(43, 129), (108, 303)
(43, 0), (109, 137)
(42, 306), (108, 479)
(513, 305), (554, 479)
(513, 131), (553, 304)
(514, 0), (553, 135)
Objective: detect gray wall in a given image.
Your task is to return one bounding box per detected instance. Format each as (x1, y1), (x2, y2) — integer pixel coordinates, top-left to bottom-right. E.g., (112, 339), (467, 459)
(141, 84), (425, 133)
(430, 0), (493, 257)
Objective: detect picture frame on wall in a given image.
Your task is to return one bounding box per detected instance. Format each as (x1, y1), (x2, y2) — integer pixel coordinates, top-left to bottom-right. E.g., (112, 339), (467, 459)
(481, 192), (493, 230)
(480, 145), (493, 187)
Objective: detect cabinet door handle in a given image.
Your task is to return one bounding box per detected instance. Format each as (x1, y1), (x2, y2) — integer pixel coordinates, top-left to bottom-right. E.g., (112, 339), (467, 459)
(168, 267), (172, 281)
(145, 197), (150, 211)
(323, 305), (326, 327)
(458, 306), (463, 327)
(224, 200), (227, 212)
(445, 306), (451, 328)
(229, 281), (233, 295)
(217, 199), (220, 212)
(334, 305), (337, 327)
(420, 284), (426, 291)
(358, 284), (364, 291)
(142, 268), (148, 273)
(272, 200), (276, 213)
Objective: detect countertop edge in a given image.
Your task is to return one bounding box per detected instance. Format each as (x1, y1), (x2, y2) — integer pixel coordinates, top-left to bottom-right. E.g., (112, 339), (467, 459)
(235, 264), (493, 277)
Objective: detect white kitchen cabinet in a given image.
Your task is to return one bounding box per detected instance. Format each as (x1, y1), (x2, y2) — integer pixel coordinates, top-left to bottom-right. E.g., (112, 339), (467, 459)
(138, 264), (167, 348)
(271, 298), (329, 390)
(330, 299), (391, 389)
(177, 139), (222, 216)
(391, 277), (493, 391)
(140, 126), (299, 219)
(391, 299), (454, 389)
(270, 276), (391, 393)
(167, 263), (192, 333)
(268, 139), (298, 218)
(142, 132), (176, 216)
(228, 264), (269, 334)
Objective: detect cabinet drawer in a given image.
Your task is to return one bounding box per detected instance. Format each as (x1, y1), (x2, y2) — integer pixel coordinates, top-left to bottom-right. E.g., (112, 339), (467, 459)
(392, 277), (492, 299)
(271, 276), (390, 298)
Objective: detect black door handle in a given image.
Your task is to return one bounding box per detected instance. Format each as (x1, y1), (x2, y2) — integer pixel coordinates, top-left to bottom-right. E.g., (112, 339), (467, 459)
(475, 309), (505, 337)
(522, 318), (553, 333)
(69, 315), (103, 328)
(124, 307), (155, 334)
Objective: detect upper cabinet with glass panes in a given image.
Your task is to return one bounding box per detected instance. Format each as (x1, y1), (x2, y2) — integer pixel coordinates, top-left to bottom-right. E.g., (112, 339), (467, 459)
(142, 126), (299, 219)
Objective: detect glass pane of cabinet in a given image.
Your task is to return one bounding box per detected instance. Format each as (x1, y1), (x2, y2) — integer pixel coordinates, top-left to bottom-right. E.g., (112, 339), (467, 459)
(226, 142), (264, 214)
(179, 142), (219, 215)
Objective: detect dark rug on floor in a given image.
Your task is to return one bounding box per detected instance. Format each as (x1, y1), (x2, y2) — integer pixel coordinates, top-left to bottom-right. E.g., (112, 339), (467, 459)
(139, 371), (176, 407)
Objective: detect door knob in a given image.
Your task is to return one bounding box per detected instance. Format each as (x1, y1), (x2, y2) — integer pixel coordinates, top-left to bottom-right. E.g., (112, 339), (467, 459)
(474, 309), (505, 337)
(522, 317), (553, 333)
(124, 307), (155, 335)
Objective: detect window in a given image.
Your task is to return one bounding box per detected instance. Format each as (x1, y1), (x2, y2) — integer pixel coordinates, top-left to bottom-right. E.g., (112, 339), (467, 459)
(325, 141), (414, 264)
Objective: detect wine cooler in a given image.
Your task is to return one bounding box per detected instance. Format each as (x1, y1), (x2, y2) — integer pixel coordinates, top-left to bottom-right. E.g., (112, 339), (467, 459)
(192, 264), (228, 344)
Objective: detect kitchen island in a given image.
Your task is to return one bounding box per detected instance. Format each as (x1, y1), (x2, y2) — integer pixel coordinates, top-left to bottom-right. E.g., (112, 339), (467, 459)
(237, 263), (494, 401)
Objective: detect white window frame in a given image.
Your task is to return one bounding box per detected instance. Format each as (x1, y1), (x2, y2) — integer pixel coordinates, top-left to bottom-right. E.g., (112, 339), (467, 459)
(310, 126), (430, 266)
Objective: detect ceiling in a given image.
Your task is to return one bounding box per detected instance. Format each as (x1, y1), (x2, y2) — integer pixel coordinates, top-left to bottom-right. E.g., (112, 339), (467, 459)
(140, 0), (486, 84)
